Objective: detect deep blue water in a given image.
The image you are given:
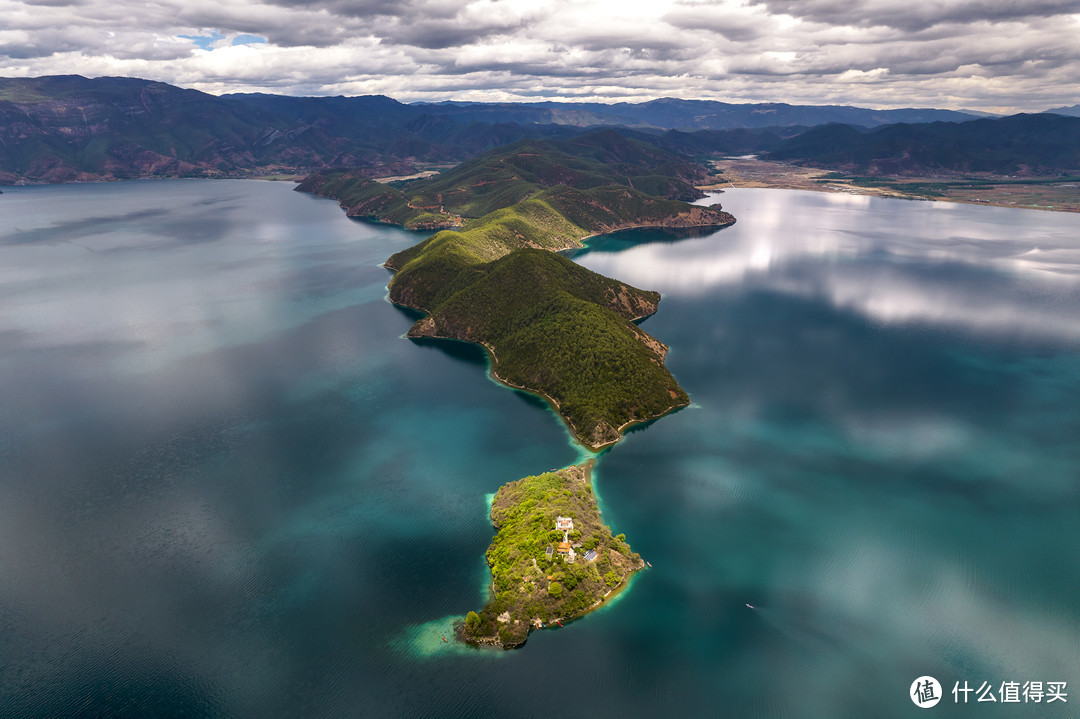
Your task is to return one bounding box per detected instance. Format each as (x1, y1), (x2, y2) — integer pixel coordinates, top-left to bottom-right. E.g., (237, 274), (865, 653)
(1, 181), (1077, 717)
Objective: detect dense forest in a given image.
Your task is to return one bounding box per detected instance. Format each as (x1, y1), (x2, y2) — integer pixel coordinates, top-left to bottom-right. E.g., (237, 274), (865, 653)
(463, 464), (643, 648)
(327, 132), (734, 447)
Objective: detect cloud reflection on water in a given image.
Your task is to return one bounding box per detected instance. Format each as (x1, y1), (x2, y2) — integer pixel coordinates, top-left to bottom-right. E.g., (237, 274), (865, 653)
(0, 182), (414, 377)
(575, 189), (1080, 344)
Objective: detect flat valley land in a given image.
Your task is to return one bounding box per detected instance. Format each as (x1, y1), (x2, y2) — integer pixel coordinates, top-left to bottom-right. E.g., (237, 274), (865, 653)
(706, 157), (1080, 212)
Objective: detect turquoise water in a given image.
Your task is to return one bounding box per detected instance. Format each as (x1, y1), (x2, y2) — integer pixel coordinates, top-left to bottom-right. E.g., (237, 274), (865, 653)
(1, 181), (1077, 717)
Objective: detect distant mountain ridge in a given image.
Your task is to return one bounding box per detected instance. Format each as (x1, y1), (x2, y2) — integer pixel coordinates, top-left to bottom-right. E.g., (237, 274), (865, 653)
(0, 75), (1071, 184)
(414, 97), (980, 130)
(765, 114), (1080, 176)
(0, 74), (983, 184)
(0, 75), (581, 183)
(1045, 104), (1080, 117)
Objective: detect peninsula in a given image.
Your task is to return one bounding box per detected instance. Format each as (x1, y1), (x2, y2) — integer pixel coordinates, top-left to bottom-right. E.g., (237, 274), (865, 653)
(460, 462), (643, 648)
(299, 131), (735, 448)
(299, 132), (733, 648)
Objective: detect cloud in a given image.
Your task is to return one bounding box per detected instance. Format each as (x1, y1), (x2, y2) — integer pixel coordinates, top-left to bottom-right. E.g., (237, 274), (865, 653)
(577, 189), (1080, 343)
(663, 3), (778, 41)
(747, 0), (1080, 32)
(0, 0), (1078, 111)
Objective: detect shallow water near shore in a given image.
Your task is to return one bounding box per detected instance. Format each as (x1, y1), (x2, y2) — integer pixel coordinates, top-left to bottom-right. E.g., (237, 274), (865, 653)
(1, 181), (1078, 717)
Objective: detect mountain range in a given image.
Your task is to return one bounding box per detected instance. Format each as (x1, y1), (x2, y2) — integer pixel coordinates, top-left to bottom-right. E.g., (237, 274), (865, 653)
(1045, 104), (1080, 118)
(765, 114), (1080, 176)
(0, 75), (580, 183)
(409, 97), (979, 130)
(1, 75), (1077, 183)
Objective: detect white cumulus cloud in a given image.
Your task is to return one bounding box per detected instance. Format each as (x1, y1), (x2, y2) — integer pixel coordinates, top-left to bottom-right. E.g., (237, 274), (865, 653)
(0, 0), (1077, 110)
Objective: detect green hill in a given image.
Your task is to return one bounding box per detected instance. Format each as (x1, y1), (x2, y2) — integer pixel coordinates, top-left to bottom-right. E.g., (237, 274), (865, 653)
(384, 183), (732, 447)
(296, 130), (719, 229)
(408, 249), (687, 447)
(302, 133), (734, 448)
(383, 183), (730, 308)
(462, 462), (643, 648)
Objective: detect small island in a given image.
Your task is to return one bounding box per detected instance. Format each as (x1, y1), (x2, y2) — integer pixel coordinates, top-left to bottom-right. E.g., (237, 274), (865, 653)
(459, 461), (644, 649)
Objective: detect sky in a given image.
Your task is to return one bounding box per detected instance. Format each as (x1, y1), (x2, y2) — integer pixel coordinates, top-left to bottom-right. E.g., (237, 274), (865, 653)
(1, 0), (1078, 112)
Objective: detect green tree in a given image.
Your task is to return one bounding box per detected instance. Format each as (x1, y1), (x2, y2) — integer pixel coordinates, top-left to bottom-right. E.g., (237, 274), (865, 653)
(465, 611), (481, 634)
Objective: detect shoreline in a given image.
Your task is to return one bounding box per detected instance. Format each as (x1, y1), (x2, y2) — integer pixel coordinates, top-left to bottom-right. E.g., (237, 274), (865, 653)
(705, 157), (1080, 213)
(458, 459), (646, 650)
(576, 216), (736, 244)
(454, 561), (645, 650)
(399, 318), (690, 452)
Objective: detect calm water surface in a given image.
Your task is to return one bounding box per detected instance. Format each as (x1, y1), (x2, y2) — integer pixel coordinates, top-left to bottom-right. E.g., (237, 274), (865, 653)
(1, 182), (1077, 717)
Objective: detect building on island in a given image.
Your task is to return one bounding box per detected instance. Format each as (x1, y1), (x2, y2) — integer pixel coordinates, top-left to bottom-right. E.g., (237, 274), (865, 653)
(583, 549), (598, 563)
(555, 516), (575, 560)
(545, 544), (554, 560)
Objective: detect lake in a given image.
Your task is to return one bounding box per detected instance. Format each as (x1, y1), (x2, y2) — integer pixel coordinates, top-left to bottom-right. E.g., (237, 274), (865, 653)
(1, 181), (1077, 717)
